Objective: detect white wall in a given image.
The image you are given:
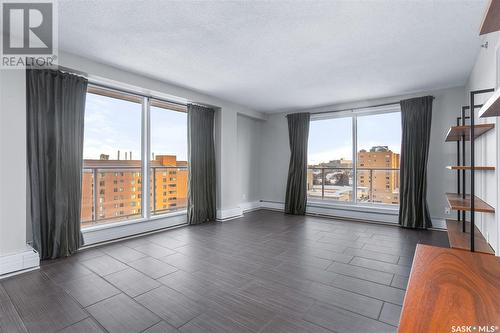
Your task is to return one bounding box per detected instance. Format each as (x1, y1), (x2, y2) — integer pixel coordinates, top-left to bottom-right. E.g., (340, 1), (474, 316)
(465, 31), (500, 255)
(427, 87), (468, 222)
(0, 70), (27, 256)
(237, 114), (263, 206)
(260, 113), (290, 204)
(259, 86), (465, 226)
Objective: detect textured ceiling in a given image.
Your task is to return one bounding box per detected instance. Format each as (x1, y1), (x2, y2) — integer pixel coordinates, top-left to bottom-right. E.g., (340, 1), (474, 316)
(58, 0), (488, 112)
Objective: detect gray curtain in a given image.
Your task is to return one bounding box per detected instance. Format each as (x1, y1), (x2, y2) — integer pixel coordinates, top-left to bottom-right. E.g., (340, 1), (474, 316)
(27, 68), (88, 259)
(398, 96), (433, 229)
(285, 113), (310, 215)
(187, 104), (216, 224)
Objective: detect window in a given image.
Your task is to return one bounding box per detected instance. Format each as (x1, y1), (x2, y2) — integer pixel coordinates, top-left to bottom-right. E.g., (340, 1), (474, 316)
(150, 100), (188, 216)
(357, 111), (401, 204)
(307, 107), (401, 206)
(308, 117), (353, 202)
(80, 86), (188, 228)
(81, 89), (143, 227)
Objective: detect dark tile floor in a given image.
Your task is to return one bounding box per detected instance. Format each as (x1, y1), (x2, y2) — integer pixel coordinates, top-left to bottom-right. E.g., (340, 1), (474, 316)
(0, 210), (449, 333)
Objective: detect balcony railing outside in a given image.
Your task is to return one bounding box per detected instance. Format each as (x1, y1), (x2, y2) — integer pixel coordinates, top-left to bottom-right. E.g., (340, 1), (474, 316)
(307, 167), (400, 205)
(150, 166), (188, 216)
(81, 166), (188, 228)
(308, 168), (353, 202)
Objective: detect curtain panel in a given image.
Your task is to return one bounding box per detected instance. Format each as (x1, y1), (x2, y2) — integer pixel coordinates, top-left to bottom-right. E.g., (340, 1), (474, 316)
(27, 68), (88, 259)
(398, 96), (433, 229)
(285, 112), (310, 215)
(187, 104), (216, 224)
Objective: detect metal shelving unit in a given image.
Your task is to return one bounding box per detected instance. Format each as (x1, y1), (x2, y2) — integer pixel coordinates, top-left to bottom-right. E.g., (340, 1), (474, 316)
(445, 89), (496, 252)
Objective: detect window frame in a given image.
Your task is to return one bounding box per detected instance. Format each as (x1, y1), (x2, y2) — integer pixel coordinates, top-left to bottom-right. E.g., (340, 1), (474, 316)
(81, 84), (188, 231)
(308, 104), (401, 208)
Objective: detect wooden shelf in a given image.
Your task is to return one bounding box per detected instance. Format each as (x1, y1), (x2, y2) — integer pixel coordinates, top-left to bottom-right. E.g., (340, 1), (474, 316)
(398, 245), (500, 333)
(479, 89), (500, 118)
(446, 166), (495, 171)
(480, 0), (500, 35)
(445, 124), (495, 141)
(445, 219), (494, 255)
(445, 192), (495, 213)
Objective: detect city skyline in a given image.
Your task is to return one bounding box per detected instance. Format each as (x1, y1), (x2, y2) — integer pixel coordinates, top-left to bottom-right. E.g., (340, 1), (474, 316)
(81, 154), (188, 227)
(307, 145), (400, 205)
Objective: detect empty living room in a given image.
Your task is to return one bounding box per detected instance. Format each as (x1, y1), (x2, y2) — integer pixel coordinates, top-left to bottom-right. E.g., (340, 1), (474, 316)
(1, 0), (500, 332)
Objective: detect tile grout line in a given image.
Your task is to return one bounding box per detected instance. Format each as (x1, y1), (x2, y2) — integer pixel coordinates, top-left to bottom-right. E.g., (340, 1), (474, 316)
(137, 317), (163, 333)
(0, 282), (30, 333)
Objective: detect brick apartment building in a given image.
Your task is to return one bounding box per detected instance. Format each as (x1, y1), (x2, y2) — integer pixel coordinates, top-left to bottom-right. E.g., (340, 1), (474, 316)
(357, 146), (400, 204)
(81, 154), (187, 227)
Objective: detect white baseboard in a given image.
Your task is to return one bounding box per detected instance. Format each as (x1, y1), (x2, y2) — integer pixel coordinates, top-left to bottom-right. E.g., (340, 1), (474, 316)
(216, 207), (243, 221)
(259, 201), (285, 211)
(239, 201), (262, 212)
(0, 245), (40, 279)
(431, 218), (447, 230)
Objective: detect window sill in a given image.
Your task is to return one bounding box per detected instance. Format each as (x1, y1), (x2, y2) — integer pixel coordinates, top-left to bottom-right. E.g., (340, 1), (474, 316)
(81, 211), (187, 246)
(81, 210), (187, 233)
(261, 199), (399, 224)
(307, 200), (399, 215)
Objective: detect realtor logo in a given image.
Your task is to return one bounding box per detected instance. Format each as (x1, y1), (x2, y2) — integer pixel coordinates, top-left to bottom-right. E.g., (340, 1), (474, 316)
(1, 0), (57, 68)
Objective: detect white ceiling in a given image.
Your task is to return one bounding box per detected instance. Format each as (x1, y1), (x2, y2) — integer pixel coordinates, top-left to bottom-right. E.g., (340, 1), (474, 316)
(58, 0), (488, 113)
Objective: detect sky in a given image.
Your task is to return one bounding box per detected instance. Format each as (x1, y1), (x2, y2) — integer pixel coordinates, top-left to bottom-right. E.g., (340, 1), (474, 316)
(83, 93), (187, 161)
(82, 92), (399, 165)
(308, 111), (401, 165)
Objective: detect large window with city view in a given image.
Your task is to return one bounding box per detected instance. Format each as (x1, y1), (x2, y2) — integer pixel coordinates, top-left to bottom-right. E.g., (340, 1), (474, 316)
(307, 108), (401, 206)
(149, 100), (188, 217)
(81, 87), (188, 228)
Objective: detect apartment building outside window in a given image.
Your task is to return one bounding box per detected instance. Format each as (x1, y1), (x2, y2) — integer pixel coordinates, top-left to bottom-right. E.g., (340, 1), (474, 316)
(80, 86), (188, 228)
(307, 106), (401, 206)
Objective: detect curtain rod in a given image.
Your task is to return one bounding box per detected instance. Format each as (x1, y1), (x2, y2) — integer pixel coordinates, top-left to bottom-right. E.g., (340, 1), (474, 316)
(57, 65), (88, 78)
(285, 96), (435, 117)
(88, 82), (188, 108)
(311, 101), (400, 115)
(284, 101), (399, 118)
(56, 65), (188, 108)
